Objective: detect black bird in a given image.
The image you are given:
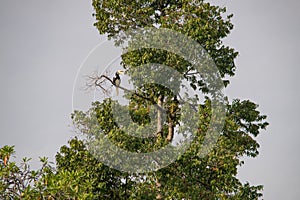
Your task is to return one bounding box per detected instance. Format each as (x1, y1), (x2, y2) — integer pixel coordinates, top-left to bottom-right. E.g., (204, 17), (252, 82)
(112, 70), (124, 95)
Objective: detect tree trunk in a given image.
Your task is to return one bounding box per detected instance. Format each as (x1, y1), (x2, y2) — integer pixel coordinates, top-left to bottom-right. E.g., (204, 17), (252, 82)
(167, 121), (174, 142)
(156, 95), (163, 137)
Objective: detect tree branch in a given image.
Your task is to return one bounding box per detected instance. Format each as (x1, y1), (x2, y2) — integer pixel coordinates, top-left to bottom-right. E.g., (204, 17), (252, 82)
(92, 74), (165, 113)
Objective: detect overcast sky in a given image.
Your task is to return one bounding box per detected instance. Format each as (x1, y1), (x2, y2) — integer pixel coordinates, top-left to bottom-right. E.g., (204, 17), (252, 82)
(0, 0), (299, 199)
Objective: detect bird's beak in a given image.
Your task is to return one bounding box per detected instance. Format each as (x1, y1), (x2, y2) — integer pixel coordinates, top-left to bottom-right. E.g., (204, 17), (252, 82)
(117, 70), (125, 74)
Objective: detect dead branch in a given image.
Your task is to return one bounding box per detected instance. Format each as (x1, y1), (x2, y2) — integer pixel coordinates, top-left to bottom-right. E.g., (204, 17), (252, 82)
(87, 73), (165, 113)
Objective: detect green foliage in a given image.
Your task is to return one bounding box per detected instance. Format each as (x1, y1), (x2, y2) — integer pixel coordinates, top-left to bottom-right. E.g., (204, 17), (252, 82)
(93, 0), (238, 80)
(52, 138), (133, 199)
(1, 0), (269, 199)
(0, 146), (54, 199)
(70, 97), (267, 199)
(88, 0), (268, 199)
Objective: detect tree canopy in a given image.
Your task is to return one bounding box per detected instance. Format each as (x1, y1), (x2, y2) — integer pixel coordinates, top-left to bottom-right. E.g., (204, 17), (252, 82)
(0, 0), (268, 199)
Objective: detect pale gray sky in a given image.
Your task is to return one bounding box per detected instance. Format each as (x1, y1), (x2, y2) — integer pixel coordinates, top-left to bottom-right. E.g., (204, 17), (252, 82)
(0, 0), (299, 199)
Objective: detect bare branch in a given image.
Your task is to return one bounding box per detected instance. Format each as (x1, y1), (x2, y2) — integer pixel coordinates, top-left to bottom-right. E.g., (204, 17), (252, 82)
(85, 71), (112, 97)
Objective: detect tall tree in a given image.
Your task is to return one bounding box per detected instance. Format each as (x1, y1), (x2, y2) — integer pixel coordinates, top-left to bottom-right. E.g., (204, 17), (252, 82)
(71, 0), (269, 199)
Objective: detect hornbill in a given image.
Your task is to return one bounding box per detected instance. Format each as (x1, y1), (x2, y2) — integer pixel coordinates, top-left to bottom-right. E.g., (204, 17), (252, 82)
(112, 70), (124, 95)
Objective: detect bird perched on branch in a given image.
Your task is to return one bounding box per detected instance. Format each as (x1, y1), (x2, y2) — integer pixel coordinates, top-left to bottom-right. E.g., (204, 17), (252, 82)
(112, 70), (124, 95)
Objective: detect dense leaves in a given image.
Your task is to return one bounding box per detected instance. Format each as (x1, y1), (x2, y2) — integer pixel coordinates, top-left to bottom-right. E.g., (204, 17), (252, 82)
(1, 0), (269, 199)
(69, 98), (268, 199)
(0, 146), (53, 199)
